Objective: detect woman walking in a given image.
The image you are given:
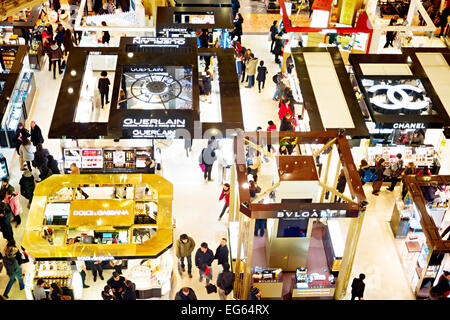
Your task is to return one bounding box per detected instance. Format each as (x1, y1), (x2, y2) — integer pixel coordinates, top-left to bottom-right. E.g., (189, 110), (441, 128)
(372, 158), (386, 196)
(2, 244), (25, 299)
(256, 61), (268, 93)
(218, 183), (231, 221)
(19, 138), (35, 172)
(4, 189), (22, 228)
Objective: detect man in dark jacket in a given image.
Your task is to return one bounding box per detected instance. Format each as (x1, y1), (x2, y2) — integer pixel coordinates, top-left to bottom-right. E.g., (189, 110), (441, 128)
(214, 238), (229, 267)
(0, 202), (15, 243)
(55, 24), (65, 47)
(46, 155), (60, 174)
(19, 170), (35, 209)
(216, 262), (235, 300)
(175, 287), (197, 300)
(0, 177), (14, 201)
(14, 122), (30, 156)
(176, 234), (196, 278)
(351, 273), (366, 300)
(107, 271), (126, 300)
(429, 271), (450, 299)
(98, 70), (111, 108)
(2, 245), (24, 298)
(199, 144), (217, 182)
(122, 280), (137, 300)
(30, 121), (44, 147)
(195, 242), (214, 284)
(34, 143), (50, 170)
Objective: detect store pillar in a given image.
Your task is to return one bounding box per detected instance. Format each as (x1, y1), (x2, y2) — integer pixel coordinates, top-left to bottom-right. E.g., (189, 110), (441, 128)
(368, 29), (381, 53)
(438, 139), (450, 174)
(229, 162), (237, 222)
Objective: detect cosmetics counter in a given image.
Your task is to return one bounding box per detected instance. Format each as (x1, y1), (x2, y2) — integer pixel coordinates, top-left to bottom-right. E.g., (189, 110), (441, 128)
(63, 147), (154, 174)
(0, 71), (36, 147)
(22, 174), (174, 299)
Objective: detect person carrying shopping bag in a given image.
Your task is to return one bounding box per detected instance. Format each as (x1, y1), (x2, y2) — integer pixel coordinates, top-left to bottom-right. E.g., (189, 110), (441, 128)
(3, 189), (22, 228)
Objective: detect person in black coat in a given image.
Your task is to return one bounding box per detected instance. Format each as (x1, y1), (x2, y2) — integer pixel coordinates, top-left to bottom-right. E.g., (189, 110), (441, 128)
(46, 155), (60, 174)
(216, 262), (235, 300)
(351, 273), (366, 300)
(230, 13), (244, 42)
(214, 238), (229, 267)
(273, 31), (284, 64)
(15, 123), (31, 156)
(98, 70), (111, 108)
(175, 287), (197, 300)
(270, 20), (278, 53)
(19, 170), (35, 209)
(0, 202), (14, 242)
(383, 18), (397, 48)
(30, 121), (44, 147)
(195, 242), (214, 284)
(334, 169), (347, 202)
(122, 280), (137, 300)
(34, 143), (50, 170)
(256, 61), (267, 93)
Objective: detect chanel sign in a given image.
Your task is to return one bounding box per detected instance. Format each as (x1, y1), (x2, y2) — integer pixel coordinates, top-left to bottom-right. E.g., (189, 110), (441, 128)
(367, 84), (429, 113)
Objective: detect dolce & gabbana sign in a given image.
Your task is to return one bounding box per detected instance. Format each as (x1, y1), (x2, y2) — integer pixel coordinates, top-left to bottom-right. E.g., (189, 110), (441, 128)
(132, 37), (187, 48)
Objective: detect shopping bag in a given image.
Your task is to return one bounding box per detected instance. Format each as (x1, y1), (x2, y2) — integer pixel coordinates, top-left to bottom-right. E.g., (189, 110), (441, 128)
(205, 283), (217, 294)
(199, 164), (205, 172)
(204, 265), (210, 275)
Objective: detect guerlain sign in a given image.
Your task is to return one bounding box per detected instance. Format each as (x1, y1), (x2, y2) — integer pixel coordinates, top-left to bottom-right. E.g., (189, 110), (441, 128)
(122, 117), (189, 139)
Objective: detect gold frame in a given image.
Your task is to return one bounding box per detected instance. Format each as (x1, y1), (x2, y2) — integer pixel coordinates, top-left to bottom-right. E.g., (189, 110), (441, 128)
(22, 174), (173, 260)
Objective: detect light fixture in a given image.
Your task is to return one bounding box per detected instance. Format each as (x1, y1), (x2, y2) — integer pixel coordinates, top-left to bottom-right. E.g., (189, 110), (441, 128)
(68, 87), (74, 94)
(70, 70), (76, 76)
(127, 52), (134, 58)
(242, 182), (249, 189)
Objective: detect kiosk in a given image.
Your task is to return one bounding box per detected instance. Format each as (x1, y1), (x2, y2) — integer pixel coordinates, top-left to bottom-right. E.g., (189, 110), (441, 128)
(229, 130), (367, 300)
(22, 173), (174, 300)
(389, 174), (450, 299)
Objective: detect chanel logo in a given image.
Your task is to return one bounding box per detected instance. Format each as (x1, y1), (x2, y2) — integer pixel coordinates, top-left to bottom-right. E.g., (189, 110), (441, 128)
(367, 84), (429, 112)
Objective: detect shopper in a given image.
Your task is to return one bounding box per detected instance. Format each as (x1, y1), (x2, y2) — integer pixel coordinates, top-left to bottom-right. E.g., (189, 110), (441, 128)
(387, 153), (404, 192)
(49, 40), (63, 79)
(256, 60), (268, 93)
(0, 178), (14, 202)
(144, 156), (156, 174)
(438, 4), (450, 37)
(273, 31), (284, 64)
(410, 129), (425, 145)
(55, 24), (65, 47)
(383, 18), (397, 48)
(49, 283), (62, 300)
(195, 242), (215, 284)
(46, 155), (60, 174)
(231, 0), (240, 18)
(101, 21), (111, 45)
(107, 271), (126, 300)
(91, 260), (104, 282)
(184, 137), (192, 157)
(19, 138), (35, 172)
(101, 285), (114, 300)
(245, 54), (258, 89)
(2, 244), (24, 299)
(335, 169), (347, 202)
(230, 13), (244, 43)
(270, 20), (279, 53)
(4, 190), (22, 228)
(39, 164), (53, 182)
(358, 159), (371, 186)
(199, 143), (217, 182)
(201, 71), (213, 104)
(272, 72), (286, 101)
(175, 234), (196, 278)
(218, 183), (231, 221)
(98, 71), (111, 108)
(75, 258), (90, 289)
(235, 51), (244, 77)
(216, 262), (235, 300)
(14, 122), (30, 157)
(62, 28), (74, 56)
(30, 121), (44, 147)
(175, 287), (197, 300)
(19, 170), (35, 209)
(118, 89), (127, 109)
(33, 279), (47, 300)
(249, 180), (261, 199)
(123, 280), (137, 300)
(34, 143), (50, 170)
(109, 259), (123, 275)
(241, 48), (251, 83)
(247, 153), (261, 183)
(401, 162), (416, 199)
(249, 286), (262, 300)
(214, 238), (229, 267)
(429, 271), (450, 299)
(372, 158), (386, 196)
(396, 130), (409, 144)
(351, 273), (366, 300)
(254, 219), (266, 237)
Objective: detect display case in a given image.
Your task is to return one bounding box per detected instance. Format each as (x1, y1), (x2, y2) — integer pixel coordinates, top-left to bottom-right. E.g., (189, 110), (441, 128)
(63, 147), (153, 173)
(367, 144), (435, 167)
(251, 267), (284, 299)
(390, 198), (412, 238)
(0, 72), (36, 147)
(291, 266), (336, 300)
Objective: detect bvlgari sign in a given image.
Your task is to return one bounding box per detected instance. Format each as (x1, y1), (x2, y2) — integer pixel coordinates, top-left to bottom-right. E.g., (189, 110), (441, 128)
(122, 116), (190, 139)
(276, 209), (359, 218)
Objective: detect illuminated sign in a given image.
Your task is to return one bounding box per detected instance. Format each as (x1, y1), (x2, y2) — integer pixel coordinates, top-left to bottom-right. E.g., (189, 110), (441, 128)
(392, 122), (426, 129)
(77, 256), (115, 261)
(123, 66), (167, 73)
(132, 37), (187, 47)
(72, 210), (129, 216)
(123, 118), (186, 128)
(367, 84), (429, 112)
(275, 209), (358, 219)
(122, 117), (189, 139)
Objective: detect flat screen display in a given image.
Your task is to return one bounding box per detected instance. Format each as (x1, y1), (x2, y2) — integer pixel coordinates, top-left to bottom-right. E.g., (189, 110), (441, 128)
(277, 218), (308, 238)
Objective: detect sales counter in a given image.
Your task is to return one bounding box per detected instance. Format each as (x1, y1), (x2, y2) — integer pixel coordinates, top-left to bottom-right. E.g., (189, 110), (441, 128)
(22, 174), (174, 299)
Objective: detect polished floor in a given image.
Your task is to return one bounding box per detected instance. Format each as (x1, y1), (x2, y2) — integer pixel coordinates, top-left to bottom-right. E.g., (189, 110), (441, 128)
(0, 26), (448, 301)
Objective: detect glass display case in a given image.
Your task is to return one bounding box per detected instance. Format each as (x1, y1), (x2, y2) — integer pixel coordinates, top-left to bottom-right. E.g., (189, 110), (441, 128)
(0, 153), (9, 179)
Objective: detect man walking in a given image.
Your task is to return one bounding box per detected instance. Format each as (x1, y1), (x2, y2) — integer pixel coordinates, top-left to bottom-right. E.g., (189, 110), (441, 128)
(216, 262), (235, 300)
(175, 234), (196, 278)
(214, 238), (229, 268)
(199, 142), (217, 182)
(387, 153), (403, 192)
(195, 242), (214, 284)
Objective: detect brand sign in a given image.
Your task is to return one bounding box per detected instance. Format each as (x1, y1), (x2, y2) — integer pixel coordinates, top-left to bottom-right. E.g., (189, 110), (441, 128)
(123, 66), (167, 73)
(275, 209), (358, 219)
(132, 37), (187, 48)
(122, 115), (191, 139)
(392, 122), (426, 129)
(68, 200), (134, 227)
(77, 256), (115, 261)
(367, 84), (429, 112)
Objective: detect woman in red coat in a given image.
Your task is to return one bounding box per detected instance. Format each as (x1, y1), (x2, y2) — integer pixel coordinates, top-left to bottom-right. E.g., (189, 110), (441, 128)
(218, 184), (230, 221)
